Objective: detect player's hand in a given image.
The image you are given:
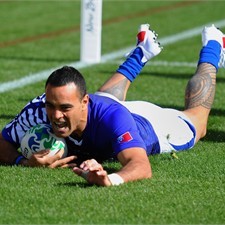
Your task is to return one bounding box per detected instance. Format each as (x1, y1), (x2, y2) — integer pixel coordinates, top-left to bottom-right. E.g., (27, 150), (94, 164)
(24, 149), (77, 168)
(72, 159), (112, 186)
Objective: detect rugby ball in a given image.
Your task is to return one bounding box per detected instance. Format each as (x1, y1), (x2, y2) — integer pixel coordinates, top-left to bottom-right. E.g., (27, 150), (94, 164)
(20, 124), (68, 159)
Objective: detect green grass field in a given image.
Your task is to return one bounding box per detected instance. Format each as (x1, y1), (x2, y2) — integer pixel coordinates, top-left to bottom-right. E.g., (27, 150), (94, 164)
(0, 1), (225, 224)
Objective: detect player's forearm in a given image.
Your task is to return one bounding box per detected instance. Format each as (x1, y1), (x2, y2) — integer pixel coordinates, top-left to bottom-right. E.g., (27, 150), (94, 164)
(0, 134), (21, 165)
(116, 148), (152, 184)
(116, 159), (152, 184)
(97, 73), (131, 101)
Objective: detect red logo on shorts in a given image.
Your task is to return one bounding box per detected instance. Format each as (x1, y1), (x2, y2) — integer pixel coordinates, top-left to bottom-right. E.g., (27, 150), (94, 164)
(117, 132), (133, 143)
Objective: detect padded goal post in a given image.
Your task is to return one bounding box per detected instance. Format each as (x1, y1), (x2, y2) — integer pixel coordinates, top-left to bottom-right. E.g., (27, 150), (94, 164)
(80, 0), (102, 63)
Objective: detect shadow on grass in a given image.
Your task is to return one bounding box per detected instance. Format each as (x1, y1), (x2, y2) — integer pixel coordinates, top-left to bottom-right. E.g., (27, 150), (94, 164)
(101, 69), (225, 83)
(142, 71), (225, 83)
(210, 108), (225, 117)
(0, 114), (15, 120)
(202, 129), (225, 142)
(56, 166), (118, 188)
(57, 182), (93, 188)
(143, 71), (193, 79)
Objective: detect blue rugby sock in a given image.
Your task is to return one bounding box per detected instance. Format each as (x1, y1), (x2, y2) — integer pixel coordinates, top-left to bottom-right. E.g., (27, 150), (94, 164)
(116, 47), (145, 82)
(198, 40), (221, 70)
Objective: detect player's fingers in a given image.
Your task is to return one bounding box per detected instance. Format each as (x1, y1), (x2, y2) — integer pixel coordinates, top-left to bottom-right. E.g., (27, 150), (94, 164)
(80, 159), (92, 169)
(49, 155), (77, 168)
(33, 149), (50, 157)
(54, 149), (65, 159)
(58, 155), (77, 165)
(72, 167), (82, 175)
(73, 168), (90, 181)
(80, 159), (101, 171)
(51, 152), (76, 162)
(60, 162), (77, 168)
(88, 162), (103, 172)
(80, 170), (89, 180)
(96, 170), (107, 176)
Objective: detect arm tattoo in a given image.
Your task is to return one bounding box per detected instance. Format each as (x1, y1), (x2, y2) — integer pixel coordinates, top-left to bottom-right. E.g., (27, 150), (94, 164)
(102, 79), (129, 101)
(185, 64), (216, 109)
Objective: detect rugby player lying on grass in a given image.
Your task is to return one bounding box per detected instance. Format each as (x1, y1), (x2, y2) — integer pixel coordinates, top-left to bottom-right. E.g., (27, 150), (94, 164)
(0, 24), (224, 186)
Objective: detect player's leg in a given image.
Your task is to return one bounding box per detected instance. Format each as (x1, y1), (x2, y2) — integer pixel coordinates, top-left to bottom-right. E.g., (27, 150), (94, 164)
(183, 24), (225, 143)
(97, 24), (162, 101)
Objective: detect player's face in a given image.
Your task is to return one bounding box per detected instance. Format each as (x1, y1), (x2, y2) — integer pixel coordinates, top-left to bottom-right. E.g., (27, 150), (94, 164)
(45, 83), (89, 138)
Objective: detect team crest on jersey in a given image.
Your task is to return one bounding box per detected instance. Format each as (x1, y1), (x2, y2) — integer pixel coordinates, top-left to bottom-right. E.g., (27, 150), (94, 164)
(117, 132), (133, 143)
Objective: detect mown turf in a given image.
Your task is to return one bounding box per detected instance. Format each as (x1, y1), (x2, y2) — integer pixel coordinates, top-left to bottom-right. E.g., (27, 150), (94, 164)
(0, 1), (225, 224)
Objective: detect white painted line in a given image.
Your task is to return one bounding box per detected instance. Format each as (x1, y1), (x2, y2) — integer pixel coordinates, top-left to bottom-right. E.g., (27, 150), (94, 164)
(109, 60), (197, 68)
(148, 61), (197, 68)
(1, 19), (225, 93)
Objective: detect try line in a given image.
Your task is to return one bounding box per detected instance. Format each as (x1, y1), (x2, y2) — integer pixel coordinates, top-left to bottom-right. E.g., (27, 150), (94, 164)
(1, 19), (225, 94)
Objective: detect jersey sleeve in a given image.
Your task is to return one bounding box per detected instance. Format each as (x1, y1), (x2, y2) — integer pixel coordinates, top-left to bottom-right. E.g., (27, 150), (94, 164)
(1, 93), (49, 148)
(102, 105), (146, 155)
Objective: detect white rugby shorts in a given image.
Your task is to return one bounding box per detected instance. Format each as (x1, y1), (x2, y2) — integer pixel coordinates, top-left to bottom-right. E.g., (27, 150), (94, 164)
(95, 92), (196, 153)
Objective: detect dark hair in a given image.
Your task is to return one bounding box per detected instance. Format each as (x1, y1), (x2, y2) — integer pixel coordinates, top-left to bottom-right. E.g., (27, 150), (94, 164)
(45, 66), (87, 98)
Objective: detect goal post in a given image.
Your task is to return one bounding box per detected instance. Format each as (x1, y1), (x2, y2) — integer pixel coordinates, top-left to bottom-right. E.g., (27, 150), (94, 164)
(80, 0), (102, 63)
